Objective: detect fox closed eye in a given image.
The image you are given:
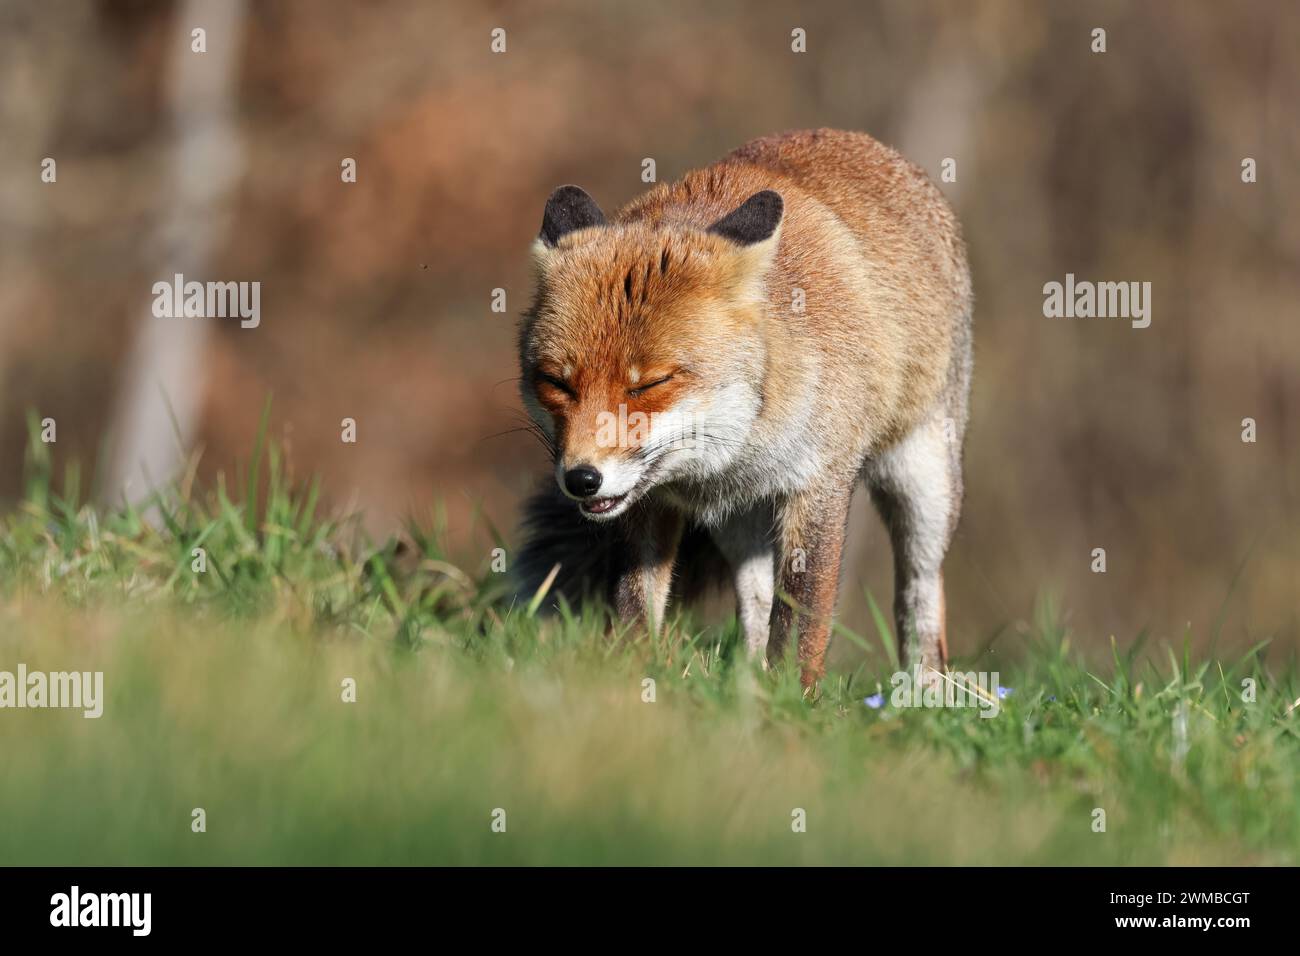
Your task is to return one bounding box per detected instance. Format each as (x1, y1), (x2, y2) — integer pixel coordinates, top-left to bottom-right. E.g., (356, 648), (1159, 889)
(627, 374), (673, 398)
(537, 372), (576, 399)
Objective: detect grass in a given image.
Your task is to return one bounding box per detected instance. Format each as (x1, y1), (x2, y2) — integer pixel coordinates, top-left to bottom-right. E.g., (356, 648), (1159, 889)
(1, 420), (1298, 865)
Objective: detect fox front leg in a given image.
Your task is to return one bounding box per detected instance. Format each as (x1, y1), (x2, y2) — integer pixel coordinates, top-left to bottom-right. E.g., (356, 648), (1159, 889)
(769, 488), (854, 689)
(710, 503), (777, 661)
(613, 503), (684, 635)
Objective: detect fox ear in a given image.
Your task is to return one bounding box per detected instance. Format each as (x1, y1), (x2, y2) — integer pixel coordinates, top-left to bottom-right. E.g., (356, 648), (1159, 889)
(710, 191), (783, 298)
(539, 185), (606, 247)
(707, 190), (783, 246)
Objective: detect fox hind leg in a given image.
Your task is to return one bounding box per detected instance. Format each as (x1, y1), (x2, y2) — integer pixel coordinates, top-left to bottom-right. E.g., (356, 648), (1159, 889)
(866, 415), (961, 683)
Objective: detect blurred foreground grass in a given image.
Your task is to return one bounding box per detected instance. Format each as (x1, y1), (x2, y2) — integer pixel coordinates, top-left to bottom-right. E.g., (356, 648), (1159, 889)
(1, 417), (1297, 865)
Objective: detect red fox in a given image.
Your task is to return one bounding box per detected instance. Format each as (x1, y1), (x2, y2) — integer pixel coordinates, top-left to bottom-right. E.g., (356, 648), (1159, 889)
(515, 129), (972, 688)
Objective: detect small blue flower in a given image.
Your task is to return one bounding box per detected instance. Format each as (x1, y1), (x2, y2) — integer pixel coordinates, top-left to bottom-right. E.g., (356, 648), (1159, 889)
(864, 693), (885, 709)
(996, 686), (1013, 699)
(1046, 694), (1057, 703)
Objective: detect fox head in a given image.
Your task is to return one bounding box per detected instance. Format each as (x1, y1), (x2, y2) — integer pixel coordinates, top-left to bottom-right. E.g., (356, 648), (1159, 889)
(520, 184), (784, 521)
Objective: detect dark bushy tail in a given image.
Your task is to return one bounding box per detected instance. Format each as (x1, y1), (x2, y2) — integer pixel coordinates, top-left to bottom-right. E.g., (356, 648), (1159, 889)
(511, 480), (730, 614)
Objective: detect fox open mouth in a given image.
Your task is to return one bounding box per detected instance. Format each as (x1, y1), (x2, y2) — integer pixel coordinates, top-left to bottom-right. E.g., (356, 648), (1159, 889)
(580, 493), (627, 516)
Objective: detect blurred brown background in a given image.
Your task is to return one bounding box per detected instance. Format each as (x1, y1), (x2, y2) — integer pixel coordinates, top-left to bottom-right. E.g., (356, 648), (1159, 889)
(2, 0), (1297, 662)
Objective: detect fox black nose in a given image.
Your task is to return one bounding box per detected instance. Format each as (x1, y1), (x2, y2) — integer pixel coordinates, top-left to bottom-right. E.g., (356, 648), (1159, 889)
(564, 466), (603, 498)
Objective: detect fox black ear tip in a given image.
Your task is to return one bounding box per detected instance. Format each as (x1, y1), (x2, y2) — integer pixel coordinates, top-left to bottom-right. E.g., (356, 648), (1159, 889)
(540, 185), (607, 246)
(707, 189), (785, 245)
(548, 184), (589, 202)
(749, 190), (784, 226)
